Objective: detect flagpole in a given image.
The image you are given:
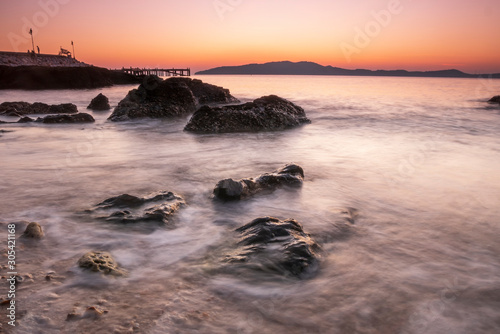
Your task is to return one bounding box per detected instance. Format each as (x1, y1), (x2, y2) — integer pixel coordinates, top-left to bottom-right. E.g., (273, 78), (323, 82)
(71, 41), (75, 59)
(29, 28), (35, 53)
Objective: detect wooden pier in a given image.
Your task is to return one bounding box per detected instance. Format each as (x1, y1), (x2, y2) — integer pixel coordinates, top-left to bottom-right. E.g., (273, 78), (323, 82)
(114, 67), (190, 77)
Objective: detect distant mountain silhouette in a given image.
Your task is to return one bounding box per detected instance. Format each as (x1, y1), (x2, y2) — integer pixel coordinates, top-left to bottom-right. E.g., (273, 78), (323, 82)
(196, 61), (500, 79)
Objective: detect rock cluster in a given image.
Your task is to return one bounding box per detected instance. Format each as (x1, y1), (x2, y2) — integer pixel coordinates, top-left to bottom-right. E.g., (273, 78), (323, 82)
(87, 93), (111, 110)
(108, 76), (238, 121)
(184, 95), (310, 133)
(0, 101), (78, 115)
(213, 163), (304, 200)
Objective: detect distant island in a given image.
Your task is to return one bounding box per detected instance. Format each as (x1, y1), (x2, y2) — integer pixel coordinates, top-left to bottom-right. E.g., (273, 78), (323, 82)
(196, 61), (500, 79)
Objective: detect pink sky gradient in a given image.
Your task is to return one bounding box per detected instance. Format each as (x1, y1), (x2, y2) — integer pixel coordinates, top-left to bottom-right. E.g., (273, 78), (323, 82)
(1, 0), (499, 73)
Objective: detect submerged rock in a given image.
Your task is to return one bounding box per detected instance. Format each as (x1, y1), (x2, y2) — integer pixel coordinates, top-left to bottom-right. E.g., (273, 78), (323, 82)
(184, 95), (310, 133)
(227, 217), (321, 278)
(35, 113), (95, 124)
(18, 116), (34, 123)
(488, 95), (500, 103)
(0, 101), (78, 115)
(22, 222), (44, 239)
(91, 191), (185, 226)
(108, 76), (237, 121)
(87, 93), (111, 110)
(214, 163), (304, 200)
(78, 251), (126, 276)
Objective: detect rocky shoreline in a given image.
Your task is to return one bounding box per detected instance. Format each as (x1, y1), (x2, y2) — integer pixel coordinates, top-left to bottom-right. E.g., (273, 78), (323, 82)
(0, 65), (140, 90)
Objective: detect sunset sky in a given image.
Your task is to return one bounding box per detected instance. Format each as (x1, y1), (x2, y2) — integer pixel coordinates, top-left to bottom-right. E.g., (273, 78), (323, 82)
(1, 0), (499, 73)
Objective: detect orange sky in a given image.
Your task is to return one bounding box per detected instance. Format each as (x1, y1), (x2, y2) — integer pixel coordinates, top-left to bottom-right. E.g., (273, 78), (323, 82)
(1, 0), (499, 73)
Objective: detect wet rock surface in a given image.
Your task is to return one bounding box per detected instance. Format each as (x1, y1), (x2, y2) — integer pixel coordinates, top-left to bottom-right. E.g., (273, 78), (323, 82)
(77, 251), (126, 276)
(226, 217), (321, 278)
(91, 191), (185, 226)
(22, 222), (44, 239)
(87, 93), (111, 110)
(0, 101), (78, 115)
(35, 113), (95, 124)
(214, 163), (304, 200)
(108, 76), (238, 121)
(184, 95), (310, 133)
(488, 95), (500, 103)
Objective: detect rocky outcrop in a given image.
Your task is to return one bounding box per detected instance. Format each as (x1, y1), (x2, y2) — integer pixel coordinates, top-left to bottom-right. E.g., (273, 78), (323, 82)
(90, 191), (185, 226)
(226, 217), (321, 278)
(22, 222), (44, 239)
(0, 101), (78, 115)
(87, 93), (111, 110)
(0, 65), (140, 90)
(78, 251), (126, 276)
(214, 163), (304, 200)
(35, 113), (95, 124)
(108, 76), (238, 121)
(184, 95), (310, 133)
(488, 95), (500, 103)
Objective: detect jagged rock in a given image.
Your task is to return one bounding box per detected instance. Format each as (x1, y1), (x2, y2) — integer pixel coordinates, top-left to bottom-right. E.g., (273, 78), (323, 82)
(77, 251), (126, 276)
(91, 191), (185, 225)
(87, 93), (111, 110)
(214, 163), (304, 200)
(22, 222), (44, 239)
(0, 101), (78, 115)
(108, 76), (237, 121)
(226, 217), (321, 278)
(488, 95), (500, 103)
(172, 77), (239, 105)
(35, 113), (95, 124)
(185, 95), (310, 133)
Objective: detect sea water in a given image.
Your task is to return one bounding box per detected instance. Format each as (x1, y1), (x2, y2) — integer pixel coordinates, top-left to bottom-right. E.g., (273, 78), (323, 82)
(0, 75), (499, 333)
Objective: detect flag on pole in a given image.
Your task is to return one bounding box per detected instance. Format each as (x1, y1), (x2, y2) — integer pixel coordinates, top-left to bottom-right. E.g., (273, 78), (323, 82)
(71, 41), (73, 46)
(29, 28), (32, 35)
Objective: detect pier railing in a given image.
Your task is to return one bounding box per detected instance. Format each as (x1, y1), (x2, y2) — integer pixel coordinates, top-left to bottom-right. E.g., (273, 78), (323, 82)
(113, 67), (190, 77)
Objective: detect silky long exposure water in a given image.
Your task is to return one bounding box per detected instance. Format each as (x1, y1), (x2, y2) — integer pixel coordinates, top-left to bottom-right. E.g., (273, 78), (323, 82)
(1, 75), (499, 333)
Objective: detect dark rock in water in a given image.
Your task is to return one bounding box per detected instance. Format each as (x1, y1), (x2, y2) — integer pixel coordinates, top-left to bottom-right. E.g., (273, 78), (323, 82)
(48, 103), (78, 114)
(29, 102), (50, 114)
(108, 76), (238, 121)
(488, 95), (500, 103)
(0, 101), (78, 115)
(214, 163), (304, 200)
(87, 93), (111, 110)
(91, 191), (185, 226)
(184, 95), (310, 133)
(78, 251), (126, 276)
(227, 217), (321, 278)
(22, 222), (44, 239)
(35, 113), (95, 124)
(18, 116), (34, 123)
(0, 101), (31, 115)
